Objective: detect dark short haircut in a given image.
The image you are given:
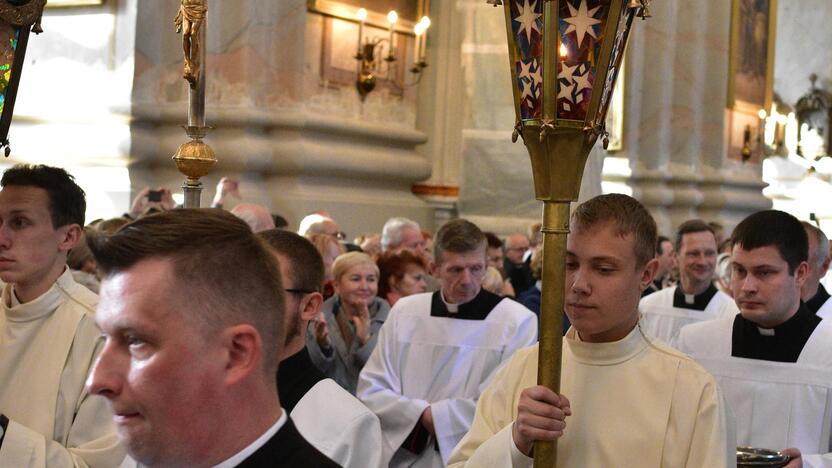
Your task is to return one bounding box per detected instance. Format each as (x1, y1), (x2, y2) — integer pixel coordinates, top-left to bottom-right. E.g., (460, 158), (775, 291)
(571, 193), (657, 269)
(377, 249), (429, 299)
(674, 219), (715, 252)
(259, 229), (324, 293)
(483, 232), (502, 250)
(731, 210), (807, 274)
(1, 164), (86, 228)
(434, 219), (486, 264)
(88, 209), (285, 374)
(656, 235), (671, 255)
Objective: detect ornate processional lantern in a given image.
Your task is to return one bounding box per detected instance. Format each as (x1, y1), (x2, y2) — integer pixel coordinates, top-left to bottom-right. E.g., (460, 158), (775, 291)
(0, 0), (46, 157)
(490, 0), (649, 466)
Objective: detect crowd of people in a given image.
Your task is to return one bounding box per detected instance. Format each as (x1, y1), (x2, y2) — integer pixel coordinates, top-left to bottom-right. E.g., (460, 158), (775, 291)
(0, 163), (830, 467)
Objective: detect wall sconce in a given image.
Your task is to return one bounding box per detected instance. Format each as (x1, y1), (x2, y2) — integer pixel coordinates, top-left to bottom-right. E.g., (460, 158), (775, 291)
(353, 8), (431, 101)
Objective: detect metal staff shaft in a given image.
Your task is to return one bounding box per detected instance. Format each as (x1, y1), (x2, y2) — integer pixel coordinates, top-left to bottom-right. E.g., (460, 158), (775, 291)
(182, 22), (207, 209)
(533, 201), (570, 468)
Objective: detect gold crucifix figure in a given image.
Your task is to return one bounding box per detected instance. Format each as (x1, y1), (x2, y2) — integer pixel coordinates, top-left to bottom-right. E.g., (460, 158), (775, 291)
(174, 0), (207, 87)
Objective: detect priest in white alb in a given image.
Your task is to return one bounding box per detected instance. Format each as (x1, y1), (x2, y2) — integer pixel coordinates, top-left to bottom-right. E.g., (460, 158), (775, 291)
(0, 165), (123, 467)
(639, 219), (739, 347)
(679, 210), (832, 468)
(357, 219), (537, 467)
(448, 194), (733, 468)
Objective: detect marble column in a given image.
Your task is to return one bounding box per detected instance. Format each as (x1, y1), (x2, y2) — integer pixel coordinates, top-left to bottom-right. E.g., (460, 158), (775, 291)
(606, 0), (771, 235)
(129, 0), (434, 237)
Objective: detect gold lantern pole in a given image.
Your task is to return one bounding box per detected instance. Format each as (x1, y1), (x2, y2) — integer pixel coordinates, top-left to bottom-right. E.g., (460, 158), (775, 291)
(492, 0), (648, 466)
(173, 0), (216, 208)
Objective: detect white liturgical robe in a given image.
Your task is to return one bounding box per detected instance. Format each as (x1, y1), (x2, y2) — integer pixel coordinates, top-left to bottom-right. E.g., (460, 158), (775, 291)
(679, 317), (832, 467)
(291, 378), (383, 468)
(357, 291), (537, 467)
(639, 285), (738, 348)
(817, 296), (832, 320)
(0, 269), (124, 467)
(447, 324), (734, 468)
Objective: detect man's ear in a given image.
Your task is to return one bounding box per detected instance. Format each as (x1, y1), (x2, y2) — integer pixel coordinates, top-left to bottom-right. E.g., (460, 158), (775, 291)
(220, 324), (262, 386)
(639, 258), (659, 291)
(57, 224), (82, 253)
(795, 261), (810, 289)
(299, 292), (323, 324)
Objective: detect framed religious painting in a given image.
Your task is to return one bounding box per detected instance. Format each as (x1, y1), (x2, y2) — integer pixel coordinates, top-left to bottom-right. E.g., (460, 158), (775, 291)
(727, 0), (777, 113)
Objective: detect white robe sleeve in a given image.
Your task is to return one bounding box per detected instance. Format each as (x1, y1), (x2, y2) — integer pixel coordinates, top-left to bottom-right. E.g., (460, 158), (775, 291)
(357, 313), (430, 463)
(0, 397), (123, 468)
(292, 379), (383, 468)
(432, 308), (537, 462)
(803, 453), (832, 468)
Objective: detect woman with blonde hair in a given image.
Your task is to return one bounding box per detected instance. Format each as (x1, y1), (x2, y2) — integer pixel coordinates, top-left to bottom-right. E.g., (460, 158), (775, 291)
(306, 251), (390, 394)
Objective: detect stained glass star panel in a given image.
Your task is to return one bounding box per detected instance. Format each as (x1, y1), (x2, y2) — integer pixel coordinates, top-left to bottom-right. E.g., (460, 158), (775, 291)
(509, 0), (544, 120)
(556, 0), (610, 121)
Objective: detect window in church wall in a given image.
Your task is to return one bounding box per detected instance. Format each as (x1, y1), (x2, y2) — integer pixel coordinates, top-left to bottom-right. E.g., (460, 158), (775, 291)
(4, 4), (132, 224)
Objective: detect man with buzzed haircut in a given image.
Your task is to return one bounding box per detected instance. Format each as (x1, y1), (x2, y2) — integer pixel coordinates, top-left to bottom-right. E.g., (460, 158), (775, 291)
(639, 219), (738, 347)
(87, 209), (338, 467)
(679, 210), (832, 467)
(449, 194), (732, 467)
(359, 219), (537, 467)
(801, 221), (831, 318)
(259, 229), (382, 468)
(0, 164), (123, 467)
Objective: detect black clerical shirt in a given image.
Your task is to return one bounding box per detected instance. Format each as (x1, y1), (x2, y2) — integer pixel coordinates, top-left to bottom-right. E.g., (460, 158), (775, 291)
(276, 347), (325, 413)
(731, 302), (822, 363)
(673, 283), (719, 310)
(430, 288), (503, 320)
(805, 284), (830, 316)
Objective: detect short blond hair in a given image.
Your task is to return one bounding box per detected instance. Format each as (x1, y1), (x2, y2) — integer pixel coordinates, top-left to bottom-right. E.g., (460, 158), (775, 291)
(481, 266), (505, 296)
(332, 251), (379, 282)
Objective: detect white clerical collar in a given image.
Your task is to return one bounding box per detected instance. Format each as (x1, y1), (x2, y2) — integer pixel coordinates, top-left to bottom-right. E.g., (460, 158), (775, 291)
(212, 409), (287, 468)
(684, 293), (695, 305)
(566, 323), (647, 365)
(440, 290), (459, 313)
(756, 326), (775, 336)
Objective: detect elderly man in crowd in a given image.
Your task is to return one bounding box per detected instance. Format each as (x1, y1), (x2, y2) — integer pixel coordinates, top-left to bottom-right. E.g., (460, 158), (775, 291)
(0, 164), (123, 467)
(86, 209), (338, 467)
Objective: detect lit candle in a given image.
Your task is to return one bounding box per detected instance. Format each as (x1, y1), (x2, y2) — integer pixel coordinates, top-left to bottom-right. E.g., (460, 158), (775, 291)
(387, 10), (398, 57)
(559, 42), (568, 58)
(414, 22), (425, 64)
(356, 8), (367, 57)
(418, 16), (431, 62)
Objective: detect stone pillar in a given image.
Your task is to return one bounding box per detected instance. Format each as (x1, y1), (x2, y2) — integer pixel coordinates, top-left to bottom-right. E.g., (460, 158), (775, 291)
(607, 0), (770, 235)
(129, 0), (433, 237)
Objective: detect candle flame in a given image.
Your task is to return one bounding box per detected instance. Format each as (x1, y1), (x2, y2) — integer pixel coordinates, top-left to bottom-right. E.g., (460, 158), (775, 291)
(758, 109), (767, 120)
(414, 23), (425, 36)
(420, 16), (431, 29)
(559, 43), (568, 57)
(357, 8), (367, 21)
(387, 10), (398, 25)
